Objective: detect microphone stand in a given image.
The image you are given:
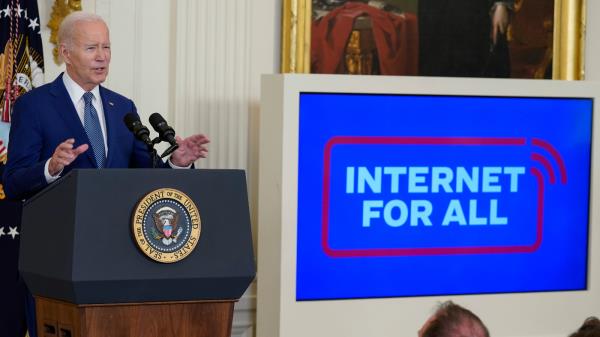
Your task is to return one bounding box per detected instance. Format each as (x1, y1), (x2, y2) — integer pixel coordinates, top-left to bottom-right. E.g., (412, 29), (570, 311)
(151, 148), (160, 169)
(143, 137), (179, 168)
(146, 137), (163, 169)
(160, 143), (179, 158)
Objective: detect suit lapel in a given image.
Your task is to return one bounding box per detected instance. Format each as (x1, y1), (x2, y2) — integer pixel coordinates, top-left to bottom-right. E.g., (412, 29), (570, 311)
(100, 86), (119, 168)
(49, 74), (97, 167)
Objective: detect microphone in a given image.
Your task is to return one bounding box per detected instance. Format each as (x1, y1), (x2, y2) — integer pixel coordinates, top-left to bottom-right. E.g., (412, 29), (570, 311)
(124, 113), (153, 148)
(149, 113), (179, 157)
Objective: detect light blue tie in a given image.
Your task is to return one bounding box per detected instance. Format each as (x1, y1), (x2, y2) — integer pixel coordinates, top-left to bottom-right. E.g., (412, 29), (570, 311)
(83, 92), (106, 168)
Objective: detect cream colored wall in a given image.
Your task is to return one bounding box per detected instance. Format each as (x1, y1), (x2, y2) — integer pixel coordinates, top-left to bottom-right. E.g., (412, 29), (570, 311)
(585, 1), (599, 80)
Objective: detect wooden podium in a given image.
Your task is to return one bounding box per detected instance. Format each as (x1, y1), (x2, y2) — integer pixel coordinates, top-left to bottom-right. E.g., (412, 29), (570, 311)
(19, 169), (255, 337)
(35, 298), (234, 337)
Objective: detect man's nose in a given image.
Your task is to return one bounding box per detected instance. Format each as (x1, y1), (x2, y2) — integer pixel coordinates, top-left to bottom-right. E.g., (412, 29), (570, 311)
(95, 49), (108, 62)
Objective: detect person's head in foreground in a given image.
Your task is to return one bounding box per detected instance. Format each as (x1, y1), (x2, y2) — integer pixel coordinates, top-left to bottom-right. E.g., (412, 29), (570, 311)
(569, 317), (600, 337)
(419, 301), (490, 337)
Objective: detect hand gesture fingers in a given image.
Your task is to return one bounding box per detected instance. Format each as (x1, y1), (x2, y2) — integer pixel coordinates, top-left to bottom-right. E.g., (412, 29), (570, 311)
(48, 139), (88, 176)
(73, 143), (89, 156)
(171, 134), (210, 167)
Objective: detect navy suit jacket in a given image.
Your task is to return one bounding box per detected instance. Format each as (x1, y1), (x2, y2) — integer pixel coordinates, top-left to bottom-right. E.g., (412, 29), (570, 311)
(3, 73), (165, 200)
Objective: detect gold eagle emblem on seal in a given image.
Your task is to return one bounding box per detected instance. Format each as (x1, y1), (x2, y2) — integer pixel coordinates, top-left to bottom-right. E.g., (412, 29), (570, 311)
(132, 188), (201, 263)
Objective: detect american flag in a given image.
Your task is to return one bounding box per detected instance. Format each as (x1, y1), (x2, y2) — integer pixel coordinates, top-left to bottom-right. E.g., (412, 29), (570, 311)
(0, 0), (44, 336)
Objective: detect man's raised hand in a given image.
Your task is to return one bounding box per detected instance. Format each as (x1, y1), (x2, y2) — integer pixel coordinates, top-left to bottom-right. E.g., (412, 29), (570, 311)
(48, 139), (89, 176)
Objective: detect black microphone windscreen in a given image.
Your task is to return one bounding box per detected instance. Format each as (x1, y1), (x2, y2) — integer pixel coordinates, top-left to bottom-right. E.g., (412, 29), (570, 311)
(124, 113), (140, 130)
(149, 113), (166, 128)
(148, 112), (177, 147)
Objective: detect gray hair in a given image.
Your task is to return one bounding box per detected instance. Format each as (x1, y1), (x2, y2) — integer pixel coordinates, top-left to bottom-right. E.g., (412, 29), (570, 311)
(58, 11), (106, 48)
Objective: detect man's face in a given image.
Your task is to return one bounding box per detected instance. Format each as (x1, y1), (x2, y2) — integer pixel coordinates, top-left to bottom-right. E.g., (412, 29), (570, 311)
(62, 20), (111, 91)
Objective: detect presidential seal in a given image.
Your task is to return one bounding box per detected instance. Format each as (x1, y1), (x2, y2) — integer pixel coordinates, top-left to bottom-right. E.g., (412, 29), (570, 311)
(132, 188), (201, 263)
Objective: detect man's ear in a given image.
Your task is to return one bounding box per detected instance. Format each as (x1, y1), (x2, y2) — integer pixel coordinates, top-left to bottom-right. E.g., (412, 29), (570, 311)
(59, 44), (70, 64)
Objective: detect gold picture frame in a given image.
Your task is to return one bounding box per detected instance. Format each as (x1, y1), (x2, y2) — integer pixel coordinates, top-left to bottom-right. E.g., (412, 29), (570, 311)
(282, 0), (586, 79)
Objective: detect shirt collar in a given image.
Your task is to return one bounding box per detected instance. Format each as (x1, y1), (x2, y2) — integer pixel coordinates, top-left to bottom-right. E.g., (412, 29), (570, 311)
(62, 71), (101, 105)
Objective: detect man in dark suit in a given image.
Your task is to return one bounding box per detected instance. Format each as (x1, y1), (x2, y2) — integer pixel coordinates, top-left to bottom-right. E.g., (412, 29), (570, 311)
(3, 11), (209, 201)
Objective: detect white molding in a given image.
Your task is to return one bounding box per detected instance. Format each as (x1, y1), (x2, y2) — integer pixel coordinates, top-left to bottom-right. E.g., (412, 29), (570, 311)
(232, 324), (254, 337)
(173, 0), (251, 170)
(94, 0), (110, 30)
(233, 292), (256, 337)
(172, 3), (257, 335)
(132, 0), (142, 104)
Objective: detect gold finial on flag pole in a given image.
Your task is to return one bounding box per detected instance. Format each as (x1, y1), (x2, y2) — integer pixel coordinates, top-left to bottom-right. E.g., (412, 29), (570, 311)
(47, 0), (82, 65)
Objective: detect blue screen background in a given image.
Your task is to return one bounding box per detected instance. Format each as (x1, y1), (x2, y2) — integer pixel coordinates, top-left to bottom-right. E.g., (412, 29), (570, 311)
(296, 93), (592, 300)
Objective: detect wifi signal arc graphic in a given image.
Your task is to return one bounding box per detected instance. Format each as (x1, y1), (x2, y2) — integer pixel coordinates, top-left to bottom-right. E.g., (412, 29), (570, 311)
(530, 138), (567, 185)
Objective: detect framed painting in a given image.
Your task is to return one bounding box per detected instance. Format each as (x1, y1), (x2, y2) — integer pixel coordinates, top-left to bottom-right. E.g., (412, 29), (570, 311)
(281, 0), (585, 79)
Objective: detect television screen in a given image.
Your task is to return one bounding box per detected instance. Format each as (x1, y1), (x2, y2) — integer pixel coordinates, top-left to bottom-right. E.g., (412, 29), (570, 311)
(296, 93), (593, 301)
